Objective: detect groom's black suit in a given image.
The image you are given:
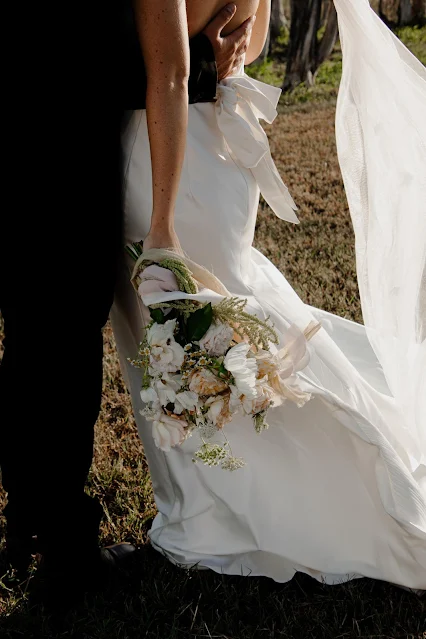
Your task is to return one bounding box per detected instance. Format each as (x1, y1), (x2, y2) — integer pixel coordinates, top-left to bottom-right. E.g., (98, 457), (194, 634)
(0, 4), (217, 569)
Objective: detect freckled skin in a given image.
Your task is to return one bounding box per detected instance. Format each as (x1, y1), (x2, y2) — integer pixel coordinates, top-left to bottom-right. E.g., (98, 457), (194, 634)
(133, 0), (270, 251)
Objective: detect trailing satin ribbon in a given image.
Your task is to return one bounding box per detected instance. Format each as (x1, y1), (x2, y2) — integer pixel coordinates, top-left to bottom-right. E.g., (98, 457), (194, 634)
(215, 74), (299, 224)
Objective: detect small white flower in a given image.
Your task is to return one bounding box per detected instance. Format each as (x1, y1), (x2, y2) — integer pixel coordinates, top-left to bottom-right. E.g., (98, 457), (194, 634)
(184, 344), (192, 352)
(197, 322), (234, 357)
(152, 414), (187, 452)
(224, 342), (258, 399)
(140, 386), (159, 404)
(146, 319), (185, 373)
(221, 456), (246, 471)
(197, 419), (218, 440)
(174, 390), (199, 415)
(140, 402), (161, 421)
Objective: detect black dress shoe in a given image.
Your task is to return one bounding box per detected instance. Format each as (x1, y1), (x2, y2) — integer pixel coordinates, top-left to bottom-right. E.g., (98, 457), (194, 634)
(29, 542), (137, 610)
(100, 542), (136, 569)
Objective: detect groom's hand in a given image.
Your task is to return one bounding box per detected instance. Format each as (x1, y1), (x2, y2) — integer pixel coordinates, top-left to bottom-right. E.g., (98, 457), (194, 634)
(203, 4), (255, 81)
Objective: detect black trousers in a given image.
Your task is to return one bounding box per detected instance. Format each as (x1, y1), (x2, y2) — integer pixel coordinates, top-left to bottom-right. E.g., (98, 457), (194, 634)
(0, 104), (124, 559)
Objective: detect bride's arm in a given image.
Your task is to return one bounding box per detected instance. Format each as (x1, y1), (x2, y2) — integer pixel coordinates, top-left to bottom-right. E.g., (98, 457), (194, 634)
(244, 0), (271, 65)
(133, 0), (189, 250)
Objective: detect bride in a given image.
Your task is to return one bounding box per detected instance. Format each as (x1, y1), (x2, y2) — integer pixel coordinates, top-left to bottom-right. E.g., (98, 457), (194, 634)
(111, 0), (426, 589)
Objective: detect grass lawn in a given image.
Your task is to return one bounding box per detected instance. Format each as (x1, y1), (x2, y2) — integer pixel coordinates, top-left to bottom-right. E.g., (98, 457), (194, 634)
(1, 26), (425, 639)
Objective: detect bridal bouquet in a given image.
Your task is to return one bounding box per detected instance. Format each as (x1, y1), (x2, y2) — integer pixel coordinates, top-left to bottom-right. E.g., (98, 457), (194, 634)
(127, 243), (320, 471)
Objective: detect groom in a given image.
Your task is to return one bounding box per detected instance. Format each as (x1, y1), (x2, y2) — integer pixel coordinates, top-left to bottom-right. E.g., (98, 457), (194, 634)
(0, 3), (252, 601)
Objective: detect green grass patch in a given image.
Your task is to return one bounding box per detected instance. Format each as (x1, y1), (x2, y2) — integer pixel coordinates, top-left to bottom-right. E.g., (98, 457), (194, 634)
(396, 24), (426, 64)
(246, 25), (425, 107)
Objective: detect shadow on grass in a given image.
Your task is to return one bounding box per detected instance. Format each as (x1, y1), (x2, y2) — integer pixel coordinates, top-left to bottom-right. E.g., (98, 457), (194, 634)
(1, 545), (424, 639)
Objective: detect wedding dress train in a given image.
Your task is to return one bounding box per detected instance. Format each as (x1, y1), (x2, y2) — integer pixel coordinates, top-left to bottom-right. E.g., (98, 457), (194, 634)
(110, 0), (426, 588)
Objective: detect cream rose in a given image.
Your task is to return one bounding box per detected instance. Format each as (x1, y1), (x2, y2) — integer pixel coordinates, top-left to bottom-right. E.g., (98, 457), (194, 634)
(204, 393), (233, 428)
(188, 368), (228, 396)
(152, 414), (187, 452)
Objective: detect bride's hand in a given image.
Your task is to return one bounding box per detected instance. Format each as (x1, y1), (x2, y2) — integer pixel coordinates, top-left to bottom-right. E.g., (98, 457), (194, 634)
(143, 226), (184, 255)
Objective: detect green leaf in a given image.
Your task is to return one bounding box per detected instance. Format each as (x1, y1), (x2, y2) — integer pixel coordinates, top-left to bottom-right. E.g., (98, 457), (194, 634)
(149, 307), (166, 324)
(186, 303), (213, 341)
(125, 245), (139, 261)
(217, 363), (228, 377)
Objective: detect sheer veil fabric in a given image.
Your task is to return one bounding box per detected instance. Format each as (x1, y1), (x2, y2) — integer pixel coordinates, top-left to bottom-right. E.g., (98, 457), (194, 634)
(334, 0), (426, 458)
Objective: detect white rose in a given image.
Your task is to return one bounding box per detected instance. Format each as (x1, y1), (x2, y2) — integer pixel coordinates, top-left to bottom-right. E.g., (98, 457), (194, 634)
(197, 322), (234, 357)
(224, 342), (258, 399)
(188, 368), (228, 396)
(174, 390), (200, 415)
(152, 414), (187, 452)
(147, 319), (185, 373)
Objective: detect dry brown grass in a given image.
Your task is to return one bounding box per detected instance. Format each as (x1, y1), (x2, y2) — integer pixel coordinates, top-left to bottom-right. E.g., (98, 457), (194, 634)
(256, 104), (360, 322)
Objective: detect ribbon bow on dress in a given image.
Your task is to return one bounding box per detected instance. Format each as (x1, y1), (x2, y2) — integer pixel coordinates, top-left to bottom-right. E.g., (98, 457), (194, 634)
(215, 74), (299, 224)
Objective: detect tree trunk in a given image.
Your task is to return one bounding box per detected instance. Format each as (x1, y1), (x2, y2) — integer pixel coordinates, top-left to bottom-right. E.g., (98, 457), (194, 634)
(320, 0), (331, 27)
(271, 0), (288, 38)
(317, 1), (338, 66)
(283, 0), (338, 93)
(283, 0), (322, 92)
(399, 0), (414, 24)
(412, 0), (426, 23)
(379, 0), (400, 25)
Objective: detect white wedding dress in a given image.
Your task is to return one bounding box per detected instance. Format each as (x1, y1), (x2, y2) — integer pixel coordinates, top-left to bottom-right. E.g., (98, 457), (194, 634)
(111, 0), (426, 589)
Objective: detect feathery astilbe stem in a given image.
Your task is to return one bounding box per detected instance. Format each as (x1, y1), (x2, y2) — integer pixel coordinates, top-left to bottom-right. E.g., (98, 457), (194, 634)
(149, 300), (205, 319)
(158, 258), (198, 294)
(212, 297), (279, 350)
